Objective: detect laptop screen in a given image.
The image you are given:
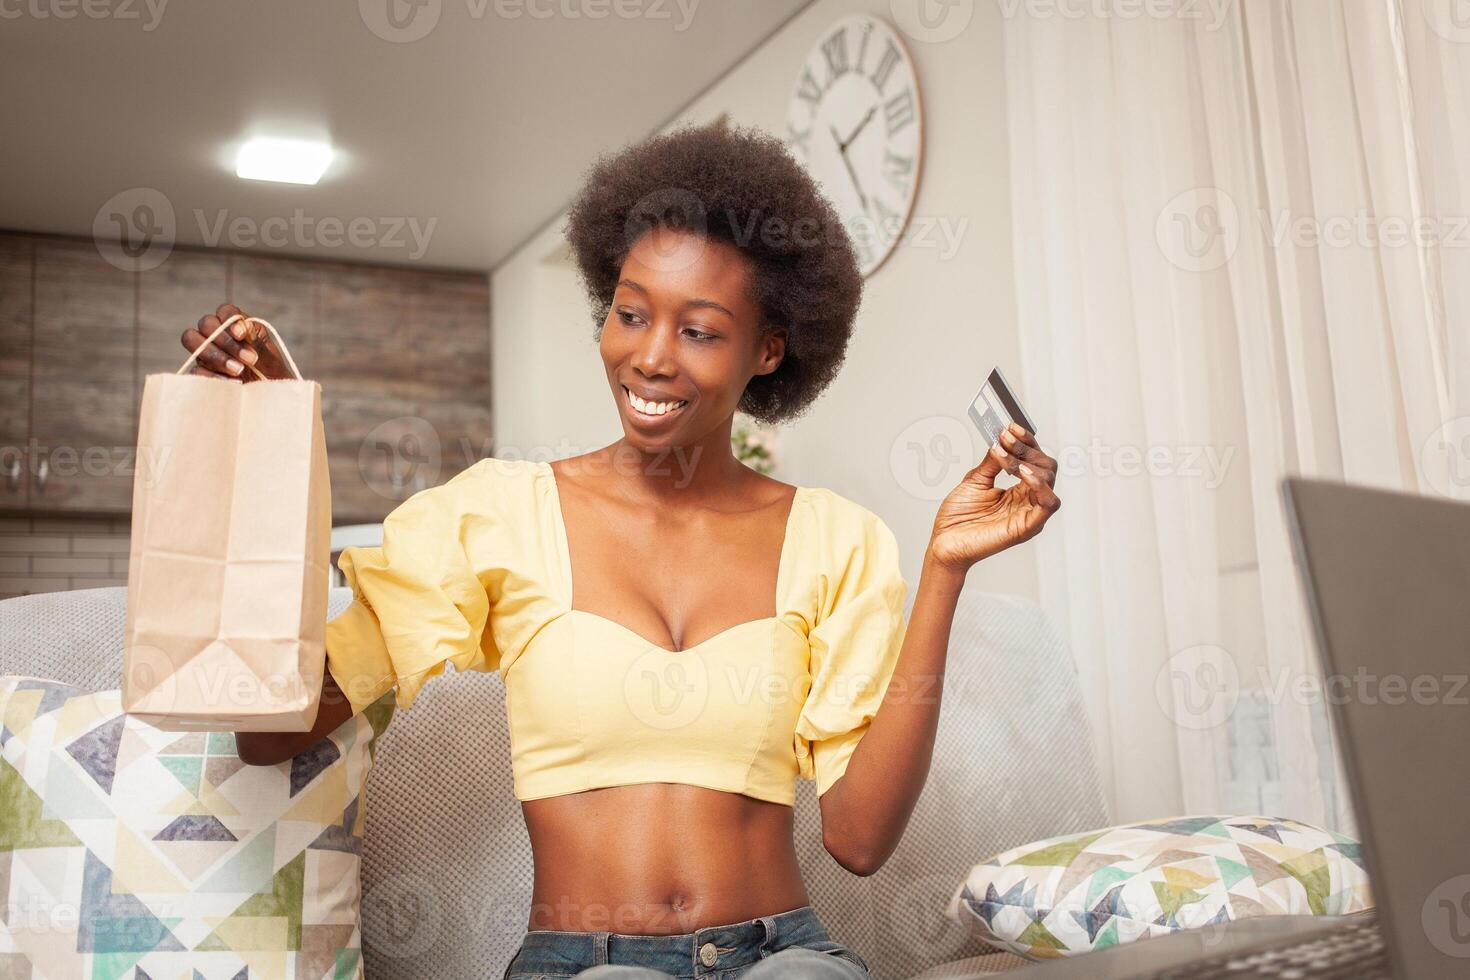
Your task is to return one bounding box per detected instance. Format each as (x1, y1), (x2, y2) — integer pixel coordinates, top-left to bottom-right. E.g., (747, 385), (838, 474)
(1284, 477), (1470, 979)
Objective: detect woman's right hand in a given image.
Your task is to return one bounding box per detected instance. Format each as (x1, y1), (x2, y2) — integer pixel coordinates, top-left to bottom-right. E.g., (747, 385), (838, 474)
(180, 303), (295, 382)
(237, 668), (354, 767)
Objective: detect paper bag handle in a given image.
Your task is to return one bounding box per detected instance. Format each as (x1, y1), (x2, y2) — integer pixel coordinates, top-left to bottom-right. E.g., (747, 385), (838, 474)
(176, 314), (305, 381)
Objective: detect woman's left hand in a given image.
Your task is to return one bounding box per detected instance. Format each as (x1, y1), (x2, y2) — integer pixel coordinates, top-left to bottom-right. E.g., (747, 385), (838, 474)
(929, 423), (1061, 571)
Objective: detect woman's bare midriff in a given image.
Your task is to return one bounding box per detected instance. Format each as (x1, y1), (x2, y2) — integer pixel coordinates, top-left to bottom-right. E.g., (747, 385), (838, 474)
(521, 782), (811, 934)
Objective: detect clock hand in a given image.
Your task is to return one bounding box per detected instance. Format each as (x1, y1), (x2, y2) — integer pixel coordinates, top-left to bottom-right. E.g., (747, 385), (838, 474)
(838, 106), (877, 153)
(830, 125), (870, 215)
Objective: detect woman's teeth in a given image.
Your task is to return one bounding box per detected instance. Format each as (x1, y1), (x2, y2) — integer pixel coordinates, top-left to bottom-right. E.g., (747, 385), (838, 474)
(624, 386), (688, 418)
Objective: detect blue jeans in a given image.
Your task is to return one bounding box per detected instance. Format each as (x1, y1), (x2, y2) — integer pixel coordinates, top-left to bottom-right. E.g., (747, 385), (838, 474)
(500, 904), (871, 979)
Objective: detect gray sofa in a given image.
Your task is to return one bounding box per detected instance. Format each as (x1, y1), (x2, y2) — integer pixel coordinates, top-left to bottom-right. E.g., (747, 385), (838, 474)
(0, 584), (1107, 979)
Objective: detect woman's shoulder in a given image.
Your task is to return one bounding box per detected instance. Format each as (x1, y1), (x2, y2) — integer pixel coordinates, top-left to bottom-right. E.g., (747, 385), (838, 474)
(785, 482), (907, 625)
(438, 456), (545, 494)
(786, 483), (903, 595)
(797, 482), (894, 539)
(455, 455), (544, 484)
(386, 456), (545, 526)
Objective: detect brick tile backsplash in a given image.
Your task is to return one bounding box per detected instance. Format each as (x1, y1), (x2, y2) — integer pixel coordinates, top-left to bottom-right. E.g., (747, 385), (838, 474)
(0, 515), (130, 599)
(32, 555), (113, 575)
(0, 515), (350, 599)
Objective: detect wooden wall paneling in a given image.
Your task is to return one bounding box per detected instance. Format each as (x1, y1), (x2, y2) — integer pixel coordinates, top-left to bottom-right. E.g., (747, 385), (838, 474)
(404, 269), (493, 478)
(404, 270), (491, 397)
(316, 260), (420, 522)
(7, 233), (494, 521)
(0, 234), (33, 511)
(319, 389), (428, 523)
(314, 260), (417, 395)
(228, 252), (318, 380)
(30, 239), (137, 512)
(423, 398), (495, 480)
(137, 247), (228, 381)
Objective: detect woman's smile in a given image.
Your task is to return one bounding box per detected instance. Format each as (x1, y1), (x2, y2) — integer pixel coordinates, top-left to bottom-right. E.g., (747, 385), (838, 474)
(622, 383), (691, 426)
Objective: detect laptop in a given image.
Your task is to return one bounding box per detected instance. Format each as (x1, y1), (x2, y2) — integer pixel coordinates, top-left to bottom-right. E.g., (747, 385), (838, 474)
(1002, 477), (1470, 979)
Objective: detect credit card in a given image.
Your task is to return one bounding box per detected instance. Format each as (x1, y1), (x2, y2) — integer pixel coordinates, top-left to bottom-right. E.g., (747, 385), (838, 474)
(967, 367), (1037, 448)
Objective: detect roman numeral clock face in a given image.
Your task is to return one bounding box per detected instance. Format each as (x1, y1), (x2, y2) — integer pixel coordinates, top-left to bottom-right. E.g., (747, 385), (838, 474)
(786, 14), (923, 278)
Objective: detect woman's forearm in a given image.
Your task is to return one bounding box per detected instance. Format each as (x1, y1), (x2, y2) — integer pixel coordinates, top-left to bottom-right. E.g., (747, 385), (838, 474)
(819, 547), (966, 874)
(236, 660), (354, 765)
(819, 423), (1062, 871)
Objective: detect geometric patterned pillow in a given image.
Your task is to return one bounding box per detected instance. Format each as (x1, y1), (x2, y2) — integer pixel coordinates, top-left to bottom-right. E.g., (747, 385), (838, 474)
(946, 814), (1375, 961)
(1, 676), (394, 979)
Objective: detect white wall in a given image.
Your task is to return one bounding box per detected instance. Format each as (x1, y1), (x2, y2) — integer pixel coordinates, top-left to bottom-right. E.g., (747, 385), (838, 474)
(490, 0), (1036, 600)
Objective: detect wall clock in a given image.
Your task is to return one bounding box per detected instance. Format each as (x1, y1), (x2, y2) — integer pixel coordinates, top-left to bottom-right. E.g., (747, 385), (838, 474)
(785, 13), (924, 277)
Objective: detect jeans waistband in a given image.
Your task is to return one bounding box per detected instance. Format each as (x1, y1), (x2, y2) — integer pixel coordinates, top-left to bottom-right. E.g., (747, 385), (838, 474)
(507, 904), (830, 977)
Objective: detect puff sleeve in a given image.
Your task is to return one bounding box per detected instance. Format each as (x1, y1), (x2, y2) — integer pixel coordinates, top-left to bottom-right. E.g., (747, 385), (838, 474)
(324, 467), (499, 717)
(794, 500), (910, 797)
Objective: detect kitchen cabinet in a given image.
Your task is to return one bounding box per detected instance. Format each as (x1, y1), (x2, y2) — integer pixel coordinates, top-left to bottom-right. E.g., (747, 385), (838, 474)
(138, 248), (228, 379)
(0, 234), (32, 511)
(315, 260), (492, 523)
(30, 239), (138, 512)
(0, 232), (492, 523)
(229, 252), (317, 380)
(0, 236), (31, 511)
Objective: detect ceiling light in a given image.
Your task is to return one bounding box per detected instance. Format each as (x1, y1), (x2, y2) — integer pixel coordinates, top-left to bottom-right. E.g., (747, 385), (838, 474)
(235, 137), (334, 185)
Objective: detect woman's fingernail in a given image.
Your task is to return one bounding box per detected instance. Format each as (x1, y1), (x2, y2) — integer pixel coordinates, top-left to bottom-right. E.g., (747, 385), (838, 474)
(226, 358), (243, 374)
(239, 347), (258, 365)
(1020, 463), (1035, 477)
(232, 323), (245, 339)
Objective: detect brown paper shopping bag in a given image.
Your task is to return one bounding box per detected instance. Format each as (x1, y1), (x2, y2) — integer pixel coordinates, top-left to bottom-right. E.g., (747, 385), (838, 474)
(122, 315), (332, 732)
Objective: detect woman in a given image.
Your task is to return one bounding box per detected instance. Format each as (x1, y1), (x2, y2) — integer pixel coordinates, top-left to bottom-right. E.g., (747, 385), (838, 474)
(179, 122), (1060, 979)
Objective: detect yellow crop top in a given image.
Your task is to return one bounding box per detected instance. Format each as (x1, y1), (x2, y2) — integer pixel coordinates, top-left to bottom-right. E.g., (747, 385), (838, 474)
(322, 456), (909, 805)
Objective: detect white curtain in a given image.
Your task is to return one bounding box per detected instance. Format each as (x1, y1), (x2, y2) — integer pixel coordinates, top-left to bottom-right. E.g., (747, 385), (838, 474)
(1002, 0), (1468, 833)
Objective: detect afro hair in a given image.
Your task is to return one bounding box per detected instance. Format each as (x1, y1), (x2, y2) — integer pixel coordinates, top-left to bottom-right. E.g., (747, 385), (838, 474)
(562, 120), (864, 426)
